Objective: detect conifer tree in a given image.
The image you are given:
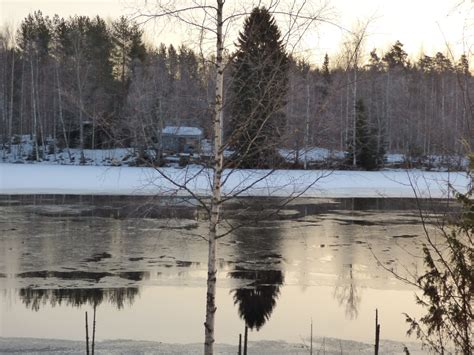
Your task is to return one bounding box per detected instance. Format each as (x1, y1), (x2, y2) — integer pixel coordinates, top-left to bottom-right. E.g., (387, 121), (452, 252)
(321, 53), (331, 97)
(347, 99), (384, 170)
(383, 40), (408, 69)
(403, 155), (473, 354)
(229, 7), (288, 168)
(111, 16), (146, 88)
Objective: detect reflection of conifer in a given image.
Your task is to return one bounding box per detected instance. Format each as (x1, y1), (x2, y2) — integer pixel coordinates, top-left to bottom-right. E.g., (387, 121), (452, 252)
(19, 287), (139, 311)
(230, 269), (283, 330)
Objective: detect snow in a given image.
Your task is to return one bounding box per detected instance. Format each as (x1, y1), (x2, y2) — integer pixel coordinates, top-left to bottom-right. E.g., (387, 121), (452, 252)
(2, 143), (135, 166)
(0, 337), (426, 354)
(1, 137), (467, 170)
(385, 153), (405, 164)
(0, 163), (469, 198)
(162, 126), (203, 136)
(279, 147), (345, 162)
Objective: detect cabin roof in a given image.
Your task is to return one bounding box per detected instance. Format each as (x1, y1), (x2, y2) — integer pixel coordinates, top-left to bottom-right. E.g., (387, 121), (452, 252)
(162, 126), (203, 136)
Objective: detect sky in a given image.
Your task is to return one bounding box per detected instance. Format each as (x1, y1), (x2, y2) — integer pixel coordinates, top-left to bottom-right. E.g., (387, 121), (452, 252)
(1, 0), (473, 65)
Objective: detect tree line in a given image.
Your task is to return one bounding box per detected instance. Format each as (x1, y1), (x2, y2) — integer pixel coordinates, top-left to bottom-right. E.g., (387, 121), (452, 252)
(0, 11), (472, 168)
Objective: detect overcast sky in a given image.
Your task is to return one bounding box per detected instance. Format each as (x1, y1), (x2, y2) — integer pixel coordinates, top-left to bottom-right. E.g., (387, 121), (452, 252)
(1, 0), (472, 65)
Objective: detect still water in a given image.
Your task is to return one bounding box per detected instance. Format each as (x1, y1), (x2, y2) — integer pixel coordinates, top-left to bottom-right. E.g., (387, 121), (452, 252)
(0, 196), (441, 345)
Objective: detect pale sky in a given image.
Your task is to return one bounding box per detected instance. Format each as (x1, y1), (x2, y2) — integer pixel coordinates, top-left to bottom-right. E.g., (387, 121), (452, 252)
(1, 0), (473, 65)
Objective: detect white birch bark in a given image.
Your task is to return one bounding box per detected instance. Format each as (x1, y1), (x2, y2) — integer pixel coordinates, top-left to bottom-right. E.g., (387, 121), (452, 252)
(8, 47), (14, 153)
(30, 57), (39, 161)
(204, 1), (224, 354)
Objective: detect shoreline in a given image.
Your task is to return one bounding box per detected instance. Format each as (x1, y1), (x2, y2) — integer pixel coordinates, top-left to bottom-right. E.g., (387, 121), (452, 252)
(0, 336), (427, 354)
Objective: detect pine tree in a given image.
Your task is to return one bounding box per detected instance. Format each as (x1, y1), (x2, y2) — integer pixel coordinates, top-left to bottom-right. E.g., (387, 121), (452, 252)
(368, 49), (382, 71)
(346, 99), (384, 170)
(86, 16), (114, 86)
(111, 16), (146, 88)
(382, 40), (408, 69)
(457, 54), (470, 76)
(17, 11), (52, 58)
(229, 7), (289, 168)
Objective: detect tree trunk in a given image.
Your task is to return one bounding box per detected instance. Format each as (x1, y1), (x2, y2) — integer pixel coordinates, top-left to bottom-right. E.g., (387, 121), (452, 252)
(1, 51), (5, 157)
(85, 311), (90, 355)
(30, 57), (39, 161)
(304, 80), (310, 169)
(374, 309), (380, 355)
(75, 54), (85, 163)
(35, 56), (46, 159)
(19, 59), (25, 157)
(55, 63), (71, 161)
(92, 304), (96, 355)
(8, 48), (14, 153)
(385, 71), (391, 152)
(243, 325), (248, 355)
(345, 72), (350, 149)
(352, 66), (357, 167)
(203, 2), (224, 354)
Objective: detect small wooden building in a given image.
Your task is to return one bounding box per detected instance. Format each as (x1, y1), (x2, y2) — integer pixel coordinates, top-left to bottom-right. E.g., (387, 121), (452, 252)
(162, 126), (203, 154)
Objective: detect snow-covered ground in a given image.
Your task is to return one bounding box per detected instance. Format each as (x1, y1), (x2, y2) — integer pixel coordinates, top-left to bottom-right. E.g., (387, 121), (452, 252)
(0, 137), (470, 197)
(0, 163), (468, 198)
(0, 337), (426, 354)
(2, 138), (467, 169)
(2, 143), (136, 166)
(279, 147), (346, 162)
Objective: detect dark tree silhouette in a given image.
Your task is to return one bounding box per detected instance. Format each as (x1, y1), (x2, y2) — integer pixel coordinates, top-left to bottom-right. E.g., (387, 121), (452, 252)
(230, 268), (284, 330)
(346, 99), (384, 170)
(19, 287), (140, 311)
(229, 7), (289, 168)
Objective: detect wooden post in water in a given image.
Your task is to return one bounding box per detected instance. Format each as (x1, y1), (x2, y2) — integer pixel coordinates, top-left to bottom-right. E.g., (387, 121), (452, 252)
(243, 326), (248, 355)
(310, 318), (313, 355)
(374, 309), (380, 355)
(92, 304), (97, 355)
(238, 334), (242, 355)
(85, 311), (90, 355)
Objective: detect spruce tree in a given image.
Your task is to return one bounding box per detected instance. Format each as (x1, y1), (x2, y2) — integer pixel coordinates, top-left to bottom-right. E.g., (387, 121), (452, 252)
(322, 53), (331, 97)
(347, 99), (384, 170)
(229, 7), (288, 168)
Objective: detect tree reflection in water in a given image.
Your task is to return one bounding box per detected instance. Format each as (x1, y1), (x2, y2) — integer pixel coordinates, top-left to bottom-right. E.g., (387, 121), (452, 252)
(227, 211), (285, 331)
(19, 287), (139, 311)
(229, 268), (284, 330)
(333, 263), (360, 320)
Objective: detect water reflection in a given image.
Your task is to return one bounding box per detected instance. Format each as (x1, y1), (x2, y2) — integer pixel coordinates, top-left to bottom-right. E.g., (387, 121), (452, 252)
(16, 270), (151, 282)
(0, 195), (430, 344)
(19, 287), (139, 311)
(228, 223), (284, 330)
(333, 264), (360, 319)
(229, 268), (284, 330)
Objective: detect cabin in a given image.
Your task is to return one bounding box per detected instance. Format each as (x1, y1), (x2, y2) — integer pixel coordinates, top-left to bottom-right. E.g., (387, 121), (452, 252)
(162, 126), (203, 154)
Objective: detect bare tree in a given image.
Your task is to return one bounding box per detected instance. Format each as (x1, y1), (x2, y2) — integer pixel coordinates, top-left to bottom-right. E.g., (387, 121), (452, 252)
(131, 2), (333, 354)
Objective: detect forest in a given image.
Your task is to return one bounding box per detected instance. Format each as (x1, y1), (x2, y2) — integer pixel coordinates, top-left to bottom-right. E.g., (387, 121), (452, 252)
(0, 11), (472, 169)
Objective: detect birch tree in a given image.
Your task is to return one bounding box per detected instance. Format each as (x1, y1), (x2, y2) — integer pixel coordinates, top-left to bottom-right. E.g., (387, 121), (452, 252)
(132, 2), (332, 354)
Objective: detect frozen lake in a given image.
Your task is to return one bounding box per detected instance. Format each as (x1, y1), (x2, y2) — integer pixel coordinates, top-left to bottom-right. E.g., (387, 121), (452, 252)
(0, 195), (444, 350)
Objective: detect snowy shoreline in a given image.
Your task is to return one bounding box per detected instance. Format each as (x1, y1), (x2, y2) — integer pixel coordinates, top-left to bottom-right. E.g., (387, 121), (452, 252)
(0, 163), (469, 198)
